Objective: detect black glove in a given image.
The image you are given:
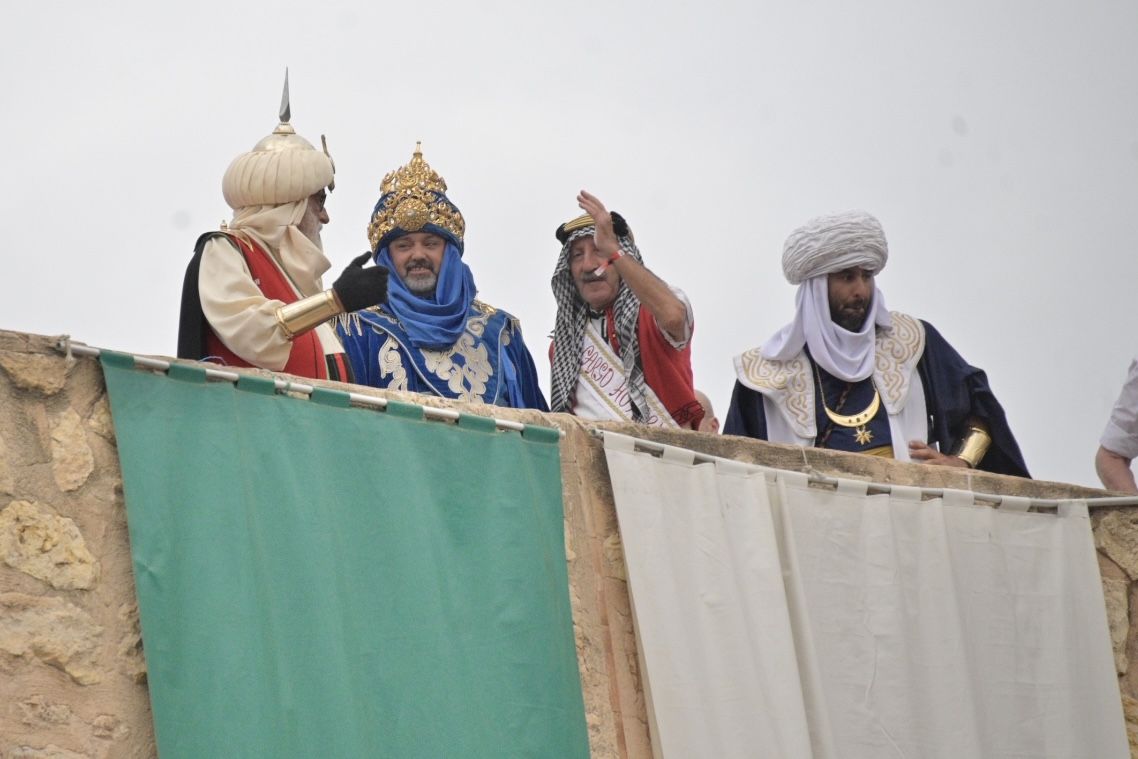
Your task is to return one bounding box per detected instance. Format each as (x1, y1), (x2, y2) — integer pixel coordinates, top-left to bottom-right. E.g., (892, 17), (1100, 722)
(333, 252), (389, 312)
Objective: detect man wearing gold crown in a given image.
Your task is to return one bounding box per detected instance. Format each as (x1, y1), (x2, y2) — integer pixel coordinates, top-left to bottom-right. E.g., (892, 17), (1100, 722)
(177, 78), (388, 381)
(335, 145), (547, 409)
(548, 191), (703, 429)
(723, 210), (1029, 476)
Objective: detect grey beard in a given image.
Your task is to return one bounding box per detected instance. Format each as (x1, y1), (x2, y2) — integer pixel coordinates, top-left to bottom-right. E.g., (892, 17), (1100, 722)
(406, 271), (438, 297)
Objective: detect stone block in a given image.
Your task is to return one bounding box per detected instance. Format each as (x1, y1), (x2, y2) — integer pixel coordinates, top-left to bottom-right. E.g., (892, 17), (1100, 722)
(0, 432), (14, 496)
(0, 500), (99, 590)
(1103, 574), (1130, 674)
(1096, 510), (1138, 580)
(0, 593), (103, 685)
(50, 410), (94, 493)
(85, 397), (114, 443)
(0, 351), (68, 396)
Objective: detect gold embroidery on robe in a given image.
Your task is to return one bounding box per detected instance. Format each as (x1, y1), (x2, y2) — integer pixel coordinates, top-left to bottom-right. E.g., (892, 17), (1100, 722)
(874, 312), (924, 413)
(418, 310), (494, 402)
(378, 336), (408, 392)
(736, 347), (815, 434)
(733, 311), (926, 439)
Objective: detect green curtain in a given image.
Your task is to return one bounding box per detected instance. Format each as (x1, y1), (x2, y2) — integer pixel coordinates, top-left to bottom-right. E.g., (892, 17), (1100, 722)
(101, 355), (588, 759)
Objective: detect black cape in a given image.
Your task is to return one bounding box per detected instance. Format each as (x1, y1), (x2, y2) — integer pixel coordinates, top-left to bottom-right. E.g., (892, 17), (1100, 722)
(723, 320), (1030, 478)
(176, 232), (227, 361)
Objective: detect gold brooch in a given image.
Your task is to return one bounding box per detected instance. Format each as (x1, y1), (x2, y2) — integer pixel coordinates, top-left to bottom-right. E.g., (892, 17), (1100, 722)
(368, 142), (465, 250)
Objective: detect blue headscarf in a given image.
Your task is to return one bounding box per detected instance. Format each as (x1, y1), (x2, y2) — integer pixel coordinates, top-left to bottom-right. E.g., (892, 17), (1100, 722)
(375, 239), (477, 349)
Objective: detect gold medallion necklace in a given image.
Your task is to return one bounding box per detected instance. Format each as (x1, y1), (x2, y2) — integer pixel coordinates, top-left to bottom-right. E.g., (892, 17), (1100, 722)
(814, 364), (880, 445)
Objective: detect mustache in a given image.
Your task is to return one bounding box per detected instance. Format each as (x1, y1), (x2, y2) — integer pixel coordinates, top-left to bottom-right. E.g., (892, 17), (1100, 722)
(405, 260), (435, 274)
(580, 271), (606, 283)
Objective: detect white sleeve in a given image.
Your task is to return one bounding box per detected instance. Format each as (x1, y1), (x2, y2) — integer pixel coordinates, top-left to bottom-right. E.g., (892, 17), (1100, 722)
(654, 287), (694, 350)
(198, 237), (293, 372)
(1101, 358), (1138, 459)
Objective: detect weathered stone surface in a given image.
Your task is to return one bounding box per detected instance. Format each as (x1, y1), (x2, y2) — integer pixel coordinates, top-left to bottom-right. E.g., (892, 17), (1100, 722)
(1103, 575), (1130, 674)
(91, 714), (129, 741)
(1, 401), (52, 467)
(17, 695), (73, 726)
(4, 745), (89, 759)
(85, 397), (114, 443)
(0, 593), (103, 685)
(1096, 511), (1138, 580)
(50, 410), (94, 493)
(1122, 694), (1138, 752)
(0, 351), (68, 396)
(0, 432), (14, 496)
(1101, 552), (1130, 582)
(603, 533), (626, 581)
(0, 501), (99, 590)
(116, 603), (147, 684)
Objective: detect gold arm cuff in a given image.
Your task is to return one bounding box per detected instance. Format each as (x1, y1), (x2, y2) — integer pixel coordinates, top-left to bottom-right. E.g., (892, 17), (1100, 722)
(275, 290), (343, 340)
(953, 422), (992, 469)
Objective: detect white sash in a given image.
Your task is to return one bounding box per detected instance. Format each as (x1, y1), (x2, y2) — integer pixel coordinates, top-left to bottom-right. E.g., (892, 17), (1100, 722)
(573, 323), (678, 428)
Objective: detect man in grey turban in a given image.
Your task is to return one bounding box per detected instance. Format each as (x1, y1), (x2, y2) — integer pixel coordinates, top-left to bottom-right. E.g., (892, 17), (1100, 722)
(177, 76), (388, 381)
(724, 211), (1029, 477)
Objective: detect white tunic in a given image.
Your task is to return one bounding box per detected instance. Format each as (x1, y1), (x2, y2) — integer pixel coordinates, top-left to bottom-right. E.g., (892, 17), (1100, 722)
(198, 236), (342, 372)
(1101, 358), (1138, 459)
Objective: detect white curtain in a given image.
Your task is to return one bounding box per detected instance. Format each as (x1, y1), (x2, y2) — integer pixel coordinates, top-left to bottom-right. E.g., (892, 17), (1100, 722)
(602, 432), (1128, 759)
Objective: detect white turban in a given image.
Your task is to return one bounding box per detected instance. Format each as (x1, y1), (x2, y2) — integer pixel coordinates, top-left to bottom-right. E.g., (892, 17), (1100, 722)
(221, 128), (334, 210)
(761, 210), (892, 382)
(781, 210), (888, 285)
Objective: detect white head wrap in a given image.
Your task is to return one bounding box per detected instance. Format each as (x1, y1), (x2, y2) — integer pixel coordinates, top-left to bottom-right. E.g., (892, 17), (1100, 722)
(227, 199), (332, 298)
(781, 210), (888, 284)
(762, 211), (892, 382)
(222, 128), (334, 210)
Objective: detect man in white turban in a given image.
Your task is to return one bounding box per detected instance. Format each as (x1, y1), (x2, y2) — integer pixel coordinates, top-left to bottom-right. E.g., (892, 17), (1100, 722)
(724, 211), (1029, 476)
(177, 79), (388, 382)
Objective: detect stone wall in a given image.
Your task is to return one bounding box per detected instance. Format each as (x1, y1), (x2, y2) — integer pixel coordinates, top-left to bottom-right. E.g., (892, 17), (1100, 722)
(0, 328), (1134, 757)
(0, 332), (152, 759)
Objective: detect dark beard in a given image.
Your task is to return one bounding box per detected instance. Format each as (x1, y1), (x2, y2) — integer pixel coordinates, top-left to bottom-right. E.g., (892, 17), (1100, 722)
(832, 307), (868, 332)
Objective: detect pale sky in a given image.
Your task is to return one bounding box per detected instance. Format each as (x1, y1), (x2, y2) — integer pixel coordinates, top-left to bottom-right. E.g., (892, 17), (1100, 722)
(3, 1), (1137, 488)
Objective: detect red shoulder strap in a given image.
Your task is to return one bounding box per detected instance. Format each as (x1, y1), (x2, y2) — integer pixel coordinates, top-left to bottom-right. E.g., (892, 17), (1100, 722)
(204, 235), (329, 381)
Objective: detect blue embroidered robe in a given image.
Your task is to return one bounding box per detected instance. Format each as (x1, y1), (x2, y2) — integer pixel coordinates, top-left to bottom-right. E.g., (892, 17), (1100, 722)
(336, 301), (549, 411)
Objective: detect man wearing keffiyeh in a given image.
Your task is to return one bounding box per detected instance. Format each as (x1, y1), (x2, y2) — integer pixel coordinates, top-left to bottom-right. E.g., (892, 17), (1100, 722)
(724, 210), (1029, 477)
(549, 191), (702, 429)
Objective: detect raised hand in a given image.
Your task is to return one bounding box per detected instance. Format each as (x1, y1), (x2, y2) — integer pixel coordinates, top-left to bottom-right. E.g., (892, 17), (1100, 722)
(577, 190), (619, 257)
(333, 252), (389, 312)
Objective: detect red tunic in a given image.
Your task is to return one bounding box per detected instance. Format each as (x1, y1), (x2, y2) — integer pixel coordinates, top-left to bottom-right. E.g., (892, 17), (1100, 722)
(204, 234), (348, 381)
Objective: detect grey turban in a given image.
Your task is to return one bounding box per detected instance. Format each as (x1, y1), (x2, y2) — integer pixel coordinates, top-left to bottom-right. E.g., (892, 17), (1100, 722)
(781, 211), (889, 285)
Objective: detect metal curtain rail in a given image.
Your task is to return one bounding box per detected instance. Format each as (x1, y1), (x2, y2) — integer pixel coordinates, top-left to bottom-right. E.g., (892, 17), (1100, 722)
(590, 428), (1138, 511)
(56, 338), (564, 436)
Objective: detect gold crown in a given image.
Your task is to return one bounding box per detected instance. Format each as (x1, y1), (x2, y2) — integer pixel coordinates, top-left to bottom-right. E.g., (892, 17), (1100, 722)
(367, 142), (465, 250)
